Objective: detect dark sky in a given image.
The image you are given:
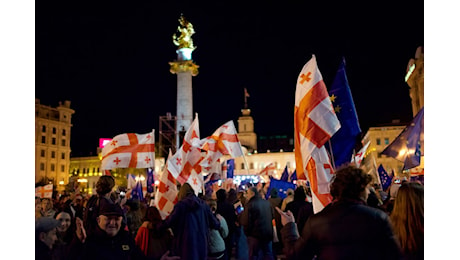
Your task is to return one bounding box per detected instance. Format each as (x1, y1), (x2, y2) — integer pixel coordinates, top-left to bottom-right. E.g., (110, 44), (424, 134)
(35, 1), (424, 157)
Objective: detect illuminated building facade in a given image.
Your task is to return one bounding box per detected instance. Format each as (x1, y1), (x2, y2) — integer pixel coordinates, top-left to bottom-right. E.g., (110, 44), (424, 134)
(35, 99), (74, 191)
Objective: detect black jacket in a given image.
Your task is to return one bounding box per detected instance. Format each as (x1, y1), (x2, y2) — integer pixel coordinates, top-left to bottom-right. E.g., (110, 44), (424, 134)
(69, 225), (147, 260)
(281, 199), (403, 260)
(240, 195), (273, 242)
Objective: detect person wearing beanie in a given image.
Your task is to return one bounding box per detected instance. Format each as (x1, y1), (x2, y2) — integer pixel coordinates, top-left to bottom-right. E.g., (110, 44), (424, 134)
(36, 217), (61, 260)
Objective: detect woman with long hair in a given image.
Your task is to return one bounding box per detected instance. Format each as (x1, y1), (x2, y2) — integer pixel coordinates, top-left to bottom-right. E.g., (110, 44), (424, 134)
(390, 181), (424, 259)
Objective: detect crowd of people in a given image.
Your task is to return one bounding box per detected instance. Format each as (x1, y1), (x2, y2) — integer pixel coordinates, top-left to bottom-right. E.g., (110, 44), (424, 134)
(35, 165), (424, 260)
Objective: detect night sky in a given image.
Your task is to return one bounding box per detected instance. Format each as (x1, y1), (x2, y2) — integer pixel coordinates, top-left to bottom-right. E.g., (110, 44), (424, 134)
(35, 1), (424, 157)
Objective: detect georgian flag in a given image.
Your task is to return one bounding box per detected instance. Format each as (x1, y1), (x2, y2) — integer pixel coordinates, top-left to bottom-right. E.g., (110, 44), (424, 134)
(294, 55), (341, 213)
(167, 114), (204, 195)
(101, 130), (155, 170)
(352, 141), (370, 167)
(155, 150), (178, 219)
(259, 162), (276, 176)
(199, 120), (244, 171)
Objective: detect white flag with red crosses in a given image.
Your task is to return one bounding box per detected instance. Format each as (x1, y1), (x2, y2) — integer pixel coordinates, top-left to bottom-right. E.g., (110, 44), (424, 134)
(294, 55), (341, 213)
(199, 120), (244, 171)
(155, 150), (178, 219)
(101, 130), (155, 170)
(168, 114), (204, 195)
(259, 162), (276, 176)
(352, 141), (370, 167)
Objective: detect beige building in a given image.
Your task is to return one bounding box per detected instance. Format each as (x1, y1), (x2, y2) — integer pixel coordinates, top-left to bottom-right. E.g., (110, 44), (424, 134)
(35, 99), (75, 191)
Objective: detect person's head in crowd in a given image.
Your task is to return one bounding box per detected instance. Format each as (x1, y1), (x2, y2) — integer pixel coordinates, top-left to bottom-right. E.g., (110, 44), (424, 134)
(206, 199), (218, 214)
(286, 188), (294, 198)
(55, 211), (72, 233)
(390, 182), (424, 256)
(245, 186), (259, 201)
(96, 175), (115, 196)
(177, 183), (194, 201)
(97, 202), (124, 237)
(269, 188), (279, 198)
(294, 186), (307, 201)
(330, 165), (373, 202)
(216, 189), (227, 202)
(36, 217), (60, 249)
(41, 198), (54, 213)
(143, 206), (163, 226)
(73, 194), (83, 207)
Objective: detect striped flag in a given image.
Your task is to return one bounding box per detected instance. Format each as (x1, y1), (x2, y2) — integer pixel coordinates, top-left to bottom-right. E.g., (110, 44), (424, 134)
(167, 114), (204, 195)
(101, 130), (155, 170)
(155, 150), (178, 219)
(294, 55), (341, 213)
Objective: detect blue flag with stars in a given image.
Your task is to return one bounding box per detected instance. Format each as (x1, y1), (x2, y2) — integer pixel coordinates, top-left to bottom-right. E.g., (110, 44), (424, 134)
(327, 58), (362, 169)
(146, 168), (154, 193)
(266, 177), (296, 199)
(289, 169), (297, 182)
(381, 107), (424, 170)
(378, 164), (393, 191)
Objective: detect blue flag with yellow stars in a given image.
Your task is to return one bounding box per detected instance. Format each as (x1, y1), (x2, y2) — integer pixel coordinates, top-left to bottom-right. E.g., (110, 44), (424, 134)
(327, 58), (361, 169)
(378, 164), (393, 191)
(381, 107), (424, 170)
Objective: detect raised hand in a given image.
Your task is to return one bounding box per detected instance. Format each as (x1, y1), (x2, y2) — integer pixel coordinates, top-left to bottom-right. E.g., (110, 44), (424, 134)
(75, 217), (87, 243)
(275, 207), (295, 226)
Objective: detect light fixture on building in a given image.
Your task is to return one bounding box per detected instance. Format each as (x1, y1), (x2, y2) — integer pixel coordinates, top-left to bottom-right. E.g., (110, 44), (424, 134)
(77, 178), (88, 183)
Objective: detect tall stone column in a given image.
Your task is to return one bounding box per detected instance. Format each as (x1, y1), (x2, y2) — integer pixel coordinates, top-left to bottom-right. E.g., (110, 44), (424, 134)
(169, 15), (199, 150)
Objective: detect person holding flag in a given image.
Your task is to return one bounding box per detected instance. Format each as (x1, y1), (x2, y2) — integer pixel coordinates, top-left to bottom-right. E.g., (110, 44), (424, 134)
(277, 165), (402, 259)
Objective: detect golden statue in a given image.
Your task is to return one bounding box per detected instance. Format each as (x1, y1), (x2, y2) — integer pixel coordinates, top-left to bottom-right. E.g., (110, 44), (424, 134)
(172, 14), (196, 50)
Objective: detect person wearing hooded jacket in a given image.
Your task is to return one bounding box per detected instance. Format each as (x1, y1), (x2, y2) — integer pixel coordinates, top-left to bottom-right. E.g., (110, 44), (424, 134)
(157, 183), (221, 260)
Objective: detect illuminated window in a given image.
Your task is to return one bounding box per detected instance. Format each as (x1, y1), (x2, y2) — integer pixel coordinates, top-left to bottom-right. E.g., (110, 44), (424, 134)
(376, 138), (381, 145)
(51, 151), (55, 158)
(52, 127), (56, 134)
(384, 138), (390, 145)
(61, 139), (66, 146)
(40, 150), (45, 157)
(41, 136), (46, 144)
(51, 164), (55, 172)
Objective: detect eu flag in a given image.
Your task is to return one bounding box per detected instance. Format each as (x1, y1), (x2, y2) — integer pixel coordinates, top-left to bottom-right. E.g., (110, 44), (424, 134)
(378, 164), (393, 191)
(226, 159), (235, 179)
(328, 58), (362, 169)
(146, 168), (154, 193)
(266, 177), (296, 199)
(381, 107), (424, 170)
(132, 180), (144, 201)
(280, 166), (289, 181)
(289, 169), (297, 182)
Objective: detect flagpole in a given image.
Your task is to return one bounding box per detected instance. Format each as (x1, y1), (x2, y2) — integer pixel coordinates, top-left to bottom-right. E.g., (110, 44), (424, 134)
(327, 140), (336, 170)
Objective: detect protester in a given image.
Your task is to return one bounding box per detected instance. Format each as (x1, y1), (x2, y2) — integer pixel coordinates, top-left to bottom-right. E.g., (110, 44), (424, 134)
(278, 165), (402, 259)
(125, 198), (143, 238)
(285, 186), (313, 234)
(41, 198), (57, 218)
(69, 202), (146, 260)
(216, 188), (237, 259)
(135, 206), (174, 260)
(235, 190), (249, 260)
(206, 198), (229, 260)
(280, 188), (294, 211)
(390, 182), (424, 260)
(83, 175), (116, 236)
(156, 183), (221, 260)
(240, 186), (275, 260)
(36, 217), (61, 260)
(36, 197), (44, 220)
(52, 211), (74, 260)
(267, 188), (283, 258)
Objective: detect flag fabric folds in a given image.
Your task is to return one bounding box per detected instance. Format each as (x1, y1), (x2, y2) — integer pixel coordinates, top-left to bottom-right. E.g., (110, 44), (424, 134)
(155, 150), (178, 219)
(352, 141), (370, 167)
(328, 58), (361, 169)
(167, 114), (204, 195)
(259, 162), (276, 176)
(127, 174), (137, 190)
(294, 55), (341, 213)
(101, 130), (155, 170)
(381, 107), (424, 170)
(280, 165), (289, 181)
(132, 180), (144, 201)
(199, 120), (244, 171)
(266, 177), (296, 200)
(289, 169), (297, 182)
(378, 164), (393, 191)
(35, 184), (53, 198)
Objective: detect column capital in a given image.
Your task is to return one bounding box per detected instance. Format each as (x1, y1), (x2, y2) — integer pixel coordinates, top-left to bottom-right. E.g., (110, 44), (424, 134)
(169, 60), (199, 76)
